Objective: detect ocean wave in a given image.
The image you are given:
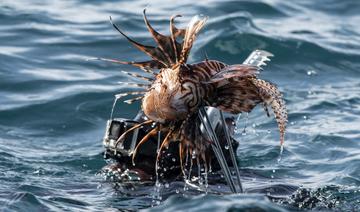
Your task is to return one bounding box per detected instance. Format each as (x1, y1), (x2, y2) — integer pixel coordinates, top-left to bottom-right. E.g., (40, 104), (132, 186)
(1, 0), (360, 211)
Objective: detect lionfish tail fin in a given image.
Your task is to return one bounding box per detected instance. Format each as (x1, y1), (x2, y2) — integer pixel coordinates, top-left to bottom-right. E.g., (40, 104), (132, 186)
(178, 15), (208, 64)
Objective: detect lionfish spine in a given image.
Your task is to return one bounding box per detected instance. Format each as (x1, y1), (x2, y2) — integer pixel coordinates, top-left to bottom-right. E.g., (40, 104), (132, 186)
(118, 82), (150, 89)
(115, 91), (146, 99)
(121, 71), (153, 82)
(124, 96), (143, 104)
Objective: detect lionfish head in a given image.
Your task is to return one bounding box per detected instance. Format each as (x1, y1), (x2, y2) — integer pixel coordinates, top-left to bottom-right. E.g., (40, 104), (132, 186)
(142, 66), (188, 123)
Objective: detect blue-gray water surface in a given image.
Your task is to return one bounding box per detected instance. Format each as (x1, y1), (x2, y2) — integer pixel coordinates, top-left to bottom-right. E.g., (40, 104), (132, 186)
(1, 0), (360, 211)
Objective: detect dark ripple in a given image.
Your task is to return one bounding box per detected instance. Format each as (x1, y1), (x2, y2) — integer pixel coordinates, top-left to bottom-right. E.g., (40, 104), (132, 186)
(147, 194), (288, 212)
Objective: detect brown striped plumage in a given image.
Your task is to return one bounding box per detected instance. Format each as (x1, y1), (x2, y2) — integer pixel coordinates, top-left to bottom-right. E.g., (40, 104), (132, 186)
(99, 10), (288, 174)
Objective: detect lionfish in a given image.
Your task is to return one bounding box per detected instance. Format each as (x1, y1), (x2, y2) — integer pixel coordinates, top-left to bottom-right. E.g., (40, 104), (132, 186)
(98, 10), (287, 174)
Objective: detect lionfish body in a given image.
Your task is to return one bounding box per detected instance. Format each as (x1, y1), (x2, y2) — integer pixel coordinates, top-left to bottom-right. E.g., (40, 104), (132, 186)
(101, 10), (287, 173)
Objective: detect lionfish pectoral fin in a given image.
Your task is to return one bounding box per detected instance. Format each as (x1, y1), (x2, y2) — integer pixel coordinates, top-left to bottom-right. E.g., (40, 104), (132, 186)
(203, 64), (260, 83)
(251, 79), (288, 147)
(262, 102), (271, 117)
(213, 78), (287, 147)
(211, 78), (262, 114)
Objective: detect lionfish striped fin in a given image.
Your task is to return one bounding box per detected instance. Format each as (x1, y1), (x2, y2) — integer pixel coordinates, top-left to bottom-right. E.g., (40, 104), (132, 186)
(118, 82), (150, 89)
(143, 9), (179, 66)
(262, 102), (271, 117)
(170, 14), (186, 63)
(179, 15), (207, 64)
(115, 91), (146, 99)
(205, 64), (260, 83)
(212, 78), (263, 114)
(124, 96), (143, 104)
(109, 16), (169, 67)
(170, 15), (186, 38)
(132, 127), (158, 165)
(251, 79), (288, 147)
(114, 120), (154, 149)
(121, 70), (153, 81)
(156, 128), (174, 164)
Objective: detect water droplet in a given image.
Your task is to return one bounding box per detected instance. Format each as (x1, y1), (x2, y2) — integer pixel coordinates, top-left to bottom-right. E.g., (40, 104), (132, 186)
(176, 189), (179, 193)
(267, 130), (271, 134)
(164, 183), (169, 188)
(307, 70), (317, 76)
(307, 90), (315, 95)
(192, 150), (196, 159)
(303, 115), (308, 120)
(272, 169), (276, 173)
(224, 145), (229, 150)
(172, 158), (176, 162)
(290, 121), (295, 125)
